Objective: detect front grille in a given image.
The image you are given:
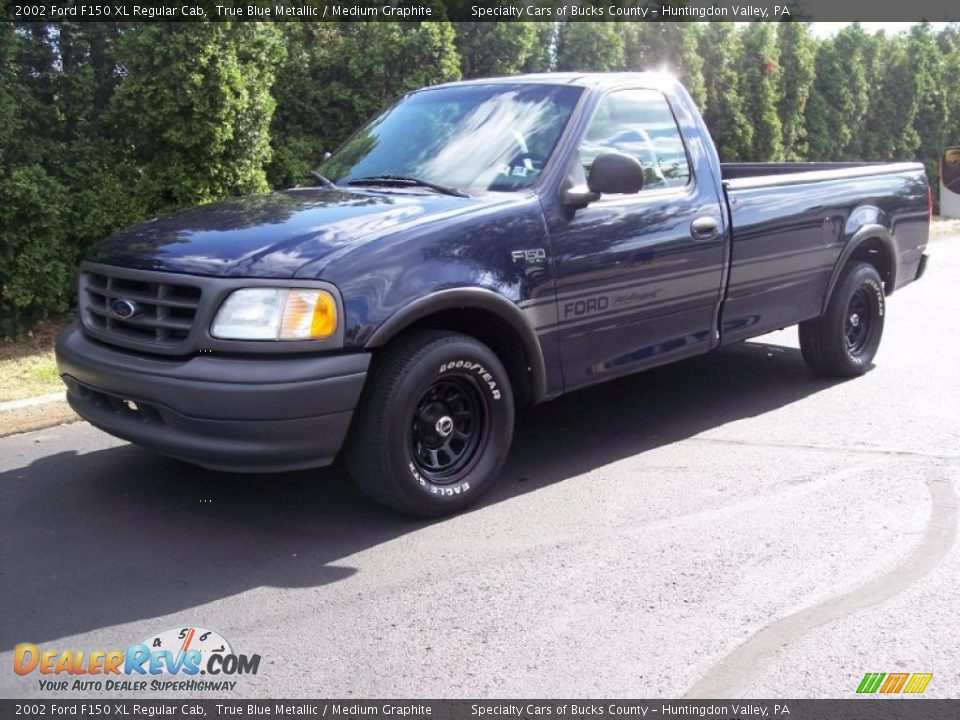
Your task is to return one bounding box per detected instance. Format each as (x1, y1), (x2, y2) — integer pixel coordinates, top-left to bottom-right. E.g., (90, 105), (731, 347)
(79, 267), (202, 352)
(76, 261), (345, 356)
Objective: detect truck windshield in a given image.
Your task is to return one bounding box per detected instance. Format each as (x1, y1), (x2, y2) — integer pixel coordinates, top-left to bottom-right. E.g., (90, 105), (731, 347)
(318, 84), (584, 195)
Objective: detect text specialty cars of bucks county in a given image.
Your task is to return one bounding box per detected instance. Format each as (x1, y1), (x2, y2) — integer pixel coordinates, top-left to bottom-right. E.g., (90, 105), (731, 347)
(55, 72), (931, 516)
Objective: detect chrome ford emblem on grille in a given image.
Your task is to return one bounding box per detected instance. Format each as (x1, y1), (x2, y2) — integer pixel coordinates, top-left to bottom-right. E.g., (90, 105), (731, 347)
(110, 298), (139, 319)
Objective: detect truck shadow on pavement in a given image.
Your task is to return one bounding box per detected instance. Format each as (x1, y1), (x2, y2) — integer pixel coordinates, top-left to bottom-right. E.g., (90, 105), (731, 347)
(0, 339), (844, 649)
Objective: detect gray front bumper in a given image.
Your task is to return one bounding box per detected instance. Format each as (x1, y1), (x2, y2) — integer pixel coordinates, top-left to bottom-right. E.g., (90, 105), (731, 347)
(55, 322), (370, 472)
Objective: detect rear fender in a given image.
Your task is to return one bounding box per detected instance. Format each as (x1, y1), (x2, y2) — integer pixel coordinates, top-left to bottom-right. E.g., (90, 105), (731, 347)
(821, 224), (897, 314)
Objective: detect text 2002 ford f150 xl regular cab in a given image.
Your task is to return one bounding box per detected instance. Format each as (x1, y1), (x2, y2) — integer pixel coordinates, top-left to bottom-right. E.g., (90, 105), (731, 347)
(56, 73), (931, 515)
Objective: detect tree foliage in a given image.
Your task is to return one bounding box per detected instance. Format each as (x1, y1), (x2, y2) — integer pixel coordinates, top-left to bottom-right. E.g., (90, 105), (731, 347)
(0, 166), (73, 335)
(3, 20), (960, 337)
(522, 22), (557, 73)
(942, 26), (960, 161)
(268, 22), (461, 189)
(699, 22), (752, 161)
(0, 23), (22, 170)
(777, 22), (815, 160)
(453, 22), (539, 79)
(862, 36), (919, 160)
(907, 23), (948, 184)
(806, 25), (872, 160)
(739, 23), (783, 161)
(555, 22), (624, 72)
(622, 24), (705, 109)
(111, 22), (284, 210)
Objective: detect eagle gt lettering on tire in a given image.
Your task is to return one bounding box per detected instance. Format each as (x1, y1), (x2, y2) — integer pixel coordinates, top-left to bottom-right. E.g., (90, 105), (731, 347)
(346, 330), (515, 516)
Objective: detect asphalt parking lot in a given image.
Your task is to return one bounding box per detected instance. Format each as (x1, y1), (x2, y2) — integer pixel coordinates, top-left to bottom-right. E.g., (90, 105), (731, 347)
(2, 233), (958, 700)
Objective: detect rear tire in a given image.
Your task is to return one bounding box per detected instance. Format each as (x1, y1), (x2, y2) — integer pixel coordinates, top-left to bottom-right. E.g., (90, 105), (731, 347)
(799, 262), (885, 377)
(345, 330), (514, 516)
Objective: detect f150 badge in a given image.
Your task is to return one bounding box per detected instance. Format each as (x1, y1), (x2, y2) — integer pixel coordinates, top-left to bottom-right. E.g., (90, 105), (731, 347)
(511, 248), (546, 264)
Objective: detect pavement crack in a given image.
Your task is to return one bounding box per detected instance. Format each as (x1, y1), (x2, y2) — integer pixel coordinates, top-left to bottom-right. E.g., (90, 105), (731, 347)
(689, 436), (960, 462)
(684, 471), (958, 699)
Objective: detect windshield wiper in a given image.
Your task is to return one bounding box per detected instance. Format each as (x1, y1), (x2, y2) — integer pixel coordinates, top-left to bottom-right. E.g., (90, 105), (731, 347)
(347, 175), (469, 198)
(309, 170), (337, 189)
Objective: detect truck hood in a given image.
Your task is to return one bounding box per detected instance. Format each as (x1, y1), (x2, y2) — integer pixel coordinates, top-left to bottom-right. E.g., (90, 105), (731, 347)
(86, 187), (477, 277)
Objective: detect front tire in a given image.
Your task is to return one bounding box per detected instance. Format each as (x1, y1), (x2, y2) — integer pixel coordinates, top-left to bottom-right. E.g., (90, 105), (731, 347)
(799, 261), (885, 377)
(345, 330), (515, 516)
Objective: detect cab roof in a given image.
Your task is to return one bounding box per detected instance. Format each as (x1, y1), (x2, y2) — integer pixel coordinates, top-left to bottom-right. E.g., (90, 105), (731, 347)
(428, 71), (678, 92)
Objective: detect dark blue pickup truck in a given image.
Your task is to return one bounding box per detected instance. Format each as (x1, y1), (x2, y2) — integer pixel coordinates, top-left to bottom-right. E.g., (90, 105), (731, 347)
(56, 72), (931, 515)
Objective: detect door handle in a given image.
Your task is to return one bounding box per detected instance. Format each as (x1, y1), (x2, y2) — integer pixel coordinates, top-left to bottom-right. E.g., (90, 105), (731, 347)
(691, 216), (719, 240)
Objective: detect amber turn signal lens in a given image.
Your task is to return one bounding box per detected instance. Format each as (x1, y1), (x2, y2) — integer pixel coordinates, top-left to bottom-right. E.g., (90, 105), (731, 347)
(279, 290), (337, 340)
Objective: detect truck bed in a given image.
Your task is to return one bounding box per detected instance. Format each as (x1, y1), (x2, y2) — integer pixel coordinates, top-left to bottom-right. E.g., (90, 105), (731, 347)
(721, 161), (917, 184)
(718, 161), (930, 345)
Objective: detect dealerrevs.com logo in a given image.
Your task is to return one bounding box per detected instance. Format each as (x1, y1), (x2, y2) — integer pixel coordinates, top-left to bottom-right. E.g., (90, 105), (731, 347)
(14, 627), (260, 693)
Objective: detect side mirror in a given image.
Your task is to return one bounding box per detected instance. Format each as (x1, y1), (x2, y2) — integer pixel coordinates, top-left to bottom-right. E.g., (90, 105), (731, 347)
(561, 185), (601, 210)
(587, 152), (645, 195)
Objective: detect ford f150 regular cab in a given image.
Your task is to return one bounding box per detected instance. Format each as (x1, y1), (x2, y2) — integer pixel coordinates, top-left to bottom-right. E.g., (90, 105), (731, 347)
(56, 73), (931, 515)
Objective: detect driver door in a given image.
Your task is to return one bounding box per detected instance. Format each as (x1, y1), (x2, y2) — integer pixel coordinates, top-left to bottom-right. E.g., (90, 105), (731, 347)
(548, 88), (726, 390)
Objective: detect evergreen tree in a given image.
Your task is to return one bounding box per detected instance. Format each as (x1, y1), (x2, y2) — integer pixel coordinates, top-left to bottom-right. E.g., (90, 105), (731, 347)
(699, 23), (752, 161)
(53, 23), (143, 251)
(15, 23), (61, 167)
(522, 22), (557, 73)
(453, 22), (539, 79)
(776, 22), (815, 160)
(555, 22), (625, 72)
(0, 22), (22, 169)
(864, 36), (921, 160)
(0, 165), (73, 336)
(855, 30), (887, 158)
(622, 24), (706, 109)
(0, 24), (72, 334)
(908, 24), (948, 166)
(268, 23), (461, 189)
(906, 24), (949, 197)
(738, 23), (782, 161)
(111, 22), (285, 210)
(806, 25), (870, 160)
(56, 23), (122, 144)
(941, 26), (960, 150)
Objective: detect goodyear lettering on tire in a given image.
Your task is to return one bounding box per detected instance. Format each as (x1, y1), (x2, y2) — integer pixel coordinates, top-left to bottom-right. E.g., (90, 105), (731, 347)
(438, 361), (501, 400)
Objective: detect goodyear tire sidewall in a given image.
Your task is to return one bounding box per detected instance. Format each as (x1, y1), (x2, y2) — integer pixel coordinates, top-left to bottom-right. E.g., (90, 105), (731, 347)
(840, 266), (885, 371)
(386, 340), (514, 510)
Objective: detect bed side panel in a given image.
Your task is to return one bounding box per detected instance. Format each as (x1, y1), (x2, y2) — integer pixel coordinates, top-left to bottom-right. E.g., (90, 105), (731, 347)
(720, 169), (927, 344)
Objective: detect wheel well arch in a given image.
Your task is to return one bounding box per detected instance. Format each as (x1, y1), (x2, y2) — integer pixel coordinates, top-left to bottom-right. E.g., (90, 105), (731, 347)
(822, 226), (897, 314)
(365, 289), (547, 407)
(848, 237), (895, 289)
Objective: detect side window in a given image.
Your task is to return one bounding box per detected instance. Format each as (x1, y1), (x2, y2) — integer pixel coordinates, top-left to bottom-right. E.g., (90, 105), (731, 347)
(574, 89), (691, 192)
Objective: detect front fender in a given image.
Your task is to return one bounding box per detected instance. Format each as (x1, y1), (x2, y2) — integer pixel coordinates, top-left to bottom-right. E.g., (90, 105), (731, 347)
(366, 287), (548, 403)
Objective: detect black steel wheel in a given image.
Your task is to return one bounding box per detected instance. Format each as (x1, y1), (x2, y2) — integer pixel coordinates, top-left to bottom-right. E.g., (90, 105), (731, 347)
(409, 376), (488, 483)
(345, 330), (514, 516)
(800, 261), (885, 377)
(843, 287), (875, 354)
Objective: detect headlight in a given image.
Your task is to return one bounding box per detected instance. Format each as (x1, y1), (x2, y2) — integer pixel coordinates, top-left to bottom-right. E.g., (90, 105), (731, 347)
(211, 288), (337, 341)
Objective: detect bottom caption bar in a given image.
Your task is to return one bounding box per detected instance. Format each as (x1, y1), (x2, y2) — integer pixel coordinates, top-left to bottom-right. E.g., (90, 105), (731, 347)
(1, 700), (957, 720)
